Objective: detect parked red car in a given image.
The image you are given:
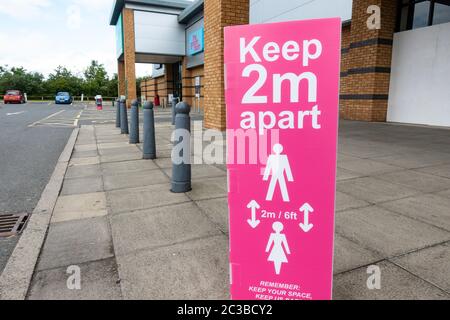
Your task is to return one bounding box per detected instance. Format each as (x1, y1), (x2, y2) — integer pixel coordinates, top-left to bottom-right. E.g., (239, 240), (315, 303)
(3, 90), (26, 104)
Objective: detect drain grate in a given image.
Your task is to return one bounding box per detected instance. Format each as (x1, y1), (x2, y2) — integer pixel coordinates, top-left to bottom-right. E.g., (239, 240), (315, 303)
(0, 213), (29, 237)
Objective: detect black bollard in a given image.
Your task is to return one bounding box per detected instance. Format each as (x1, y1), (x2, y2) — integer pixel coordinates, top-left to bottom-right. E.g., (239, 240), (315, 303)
(120, 99), (129, 134)
(171, 102), (191, 193)
(171, 97), (179, 125)
(129, 99), (140, 144)
(143, 101), (156, 159)
(115, 98), (121, 128)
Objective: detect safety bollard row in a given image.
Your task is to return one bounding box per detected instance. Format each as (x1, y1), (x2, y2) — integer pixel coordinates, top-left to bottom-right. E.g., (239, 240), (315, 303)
(117, 97), (193, 193)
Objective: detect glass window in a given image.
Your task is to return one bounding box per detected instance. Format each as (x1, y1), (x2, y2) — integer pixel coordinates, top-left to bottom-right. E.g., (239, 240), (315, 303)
(399, 5), (411, 31)
(433, 0), (450, 25)
(412, 1), (431, 29)
(398, 0), (450, 31)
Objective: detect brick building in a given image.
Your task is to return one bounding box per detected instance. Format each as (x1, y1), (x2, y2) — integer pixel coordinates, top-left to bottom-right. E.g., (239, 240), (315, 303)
(110, 0), (450, 128)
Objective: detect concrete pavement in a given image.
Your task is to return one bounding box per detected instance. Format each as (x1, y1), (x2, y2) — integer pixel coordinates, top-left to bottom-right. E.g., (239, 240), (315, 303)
(12, 105), (450, 299)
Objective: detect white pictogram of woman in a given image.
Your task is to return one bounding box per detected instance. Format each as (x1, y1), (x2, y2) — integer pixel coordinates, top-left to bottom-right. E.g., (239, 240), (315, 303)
(263, 144), (293, 202)
(266, 221), (291, 275)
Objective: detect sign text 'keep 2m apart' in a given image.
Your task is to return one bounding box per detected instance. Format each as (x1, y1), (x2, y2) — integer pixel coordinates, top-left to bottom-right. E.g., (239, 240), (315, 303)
(225, 18), (341, 300)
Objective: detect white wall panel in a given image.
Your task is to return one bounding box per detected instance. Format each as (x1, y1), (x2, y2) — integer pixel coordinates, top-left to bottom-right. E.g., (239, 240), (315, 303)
(134, 10), (185, 56)
(387, 23), (450, 127)
(250, 0), (352, 24)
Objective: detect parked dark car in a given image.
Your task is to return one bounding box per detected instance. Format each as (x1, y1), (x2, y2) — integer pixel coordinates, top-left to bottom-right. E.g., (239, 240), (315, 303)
(55, 92), (73, 104)
(3, 90), (26, 104)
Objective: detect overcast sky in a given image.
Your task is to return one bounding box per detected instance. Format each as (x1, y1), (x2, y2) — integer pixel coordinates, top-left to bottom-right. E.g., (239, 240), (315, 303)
(0, 0), (152, 78)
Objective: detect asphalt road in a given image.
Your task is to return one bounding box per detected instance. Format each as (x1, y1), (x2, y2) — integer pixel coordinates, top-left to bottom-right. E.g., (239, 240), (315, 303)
(0, 102), (84, 273)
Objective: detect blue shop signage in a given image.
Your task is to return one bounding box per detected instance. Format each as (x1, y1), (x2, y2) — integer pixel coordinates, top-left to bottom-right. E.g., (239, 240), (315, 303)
(187, 27), (204, 56)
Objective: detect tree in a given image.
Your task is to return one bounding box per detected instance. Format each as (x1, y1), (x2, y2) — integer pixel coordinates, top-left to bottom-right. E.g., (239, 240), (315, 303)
(0, 62), (119, 98)
(82, 60), (110, 96)
(105, 73), (118, 97)
(0, 66), (44, 95)
(45, 66), (82, 95)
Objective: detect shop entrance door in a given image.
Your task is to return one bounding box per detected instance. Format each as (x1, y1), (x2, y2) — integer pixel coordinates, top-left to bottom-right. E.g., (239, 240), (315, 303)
(172, 62), (182, 101)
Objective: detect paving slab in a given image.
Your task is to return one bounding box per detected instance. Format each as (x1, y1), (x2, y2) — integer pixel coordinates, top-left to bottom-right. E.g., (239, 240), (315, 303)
(371, 151), (450, 169)
(333, 261), (449, 300)
(337, 177), (419, 204)
(116, 235), (229, 299)
(75, 139), (96, 146)
(100, 152), (143, 163)
(337, 154), (361, 163)
(52, 192), (106, 214)
(196, 197), (229, 234)
(65, 164), (101, 179)
(97, 142), (131, 150)
(417, 164), (450, 179)
(336, 168), (364, 181)
(71, 150), (98, 159)
(437, 189), (450, 199)
(338, 158), (402, 176)
(96, 131), (122, 136)
(98, 146), (141, 156)
(333, 234), (382, 274)
(37, 217), (114, 271)
(380, 194), (450, 231)
(69, 156), (100, 166)
(74, 144), (97, 152)
(375, 170), (450, 193)
(60, 176), (103, 195)
(154, 157), (173, 169)
(28, 258), (122, 300)
(107, 184), (190, 214)
(391, 242), (450, 292)
(214, 164), (227, 172)
(338, 143), (396, 158)
(336, 206), (450, 257)
(336, 191), (370, 212)
(97, 137), (128, 144)
(187, 177), (228, 201)
(164, 164), (226, 180)
(103, 169), (168, 191)
(154, 148), (173, 159)
(111, 202), (222, 256)
(51, 192), (107, 223)
(101, 159), (158, 175)
(51, 208), (108, 224)
(152, 140), (174, 151)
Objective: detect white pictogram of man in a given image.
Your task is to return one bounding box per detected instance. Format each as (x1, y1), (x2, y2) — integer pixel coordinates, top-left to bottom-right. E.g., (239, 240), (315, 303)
(266, 221), (290, 275)
(263, 144), (293, 202)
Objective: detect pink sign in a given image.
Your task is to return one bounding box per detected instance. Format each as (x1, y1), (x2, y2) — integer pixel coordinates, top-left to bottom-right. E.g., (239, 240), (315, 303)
(225, 18), (341, 300)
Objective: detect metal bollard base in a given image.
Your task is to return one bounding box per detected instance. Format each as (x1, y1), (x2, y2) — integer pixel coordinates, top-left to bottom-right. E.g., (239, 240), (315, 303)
(143, 153), (156, 160)
(170, 181), (192, 193)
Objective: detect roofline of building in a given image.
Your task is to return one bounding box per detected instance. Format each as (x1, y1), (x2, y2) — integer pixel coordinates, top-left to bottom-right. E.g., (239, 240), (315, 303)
(109, 0), (192, 25)
(178, 0), (203, 24)
(110, 0), (352, 27)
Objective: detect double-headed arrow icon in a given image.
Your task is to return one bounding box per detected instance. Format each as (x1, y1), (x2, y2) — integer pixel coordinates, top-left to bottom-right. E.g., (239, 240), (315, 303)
(299, 203), (314, 232)
(247, 200), (260, 229)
